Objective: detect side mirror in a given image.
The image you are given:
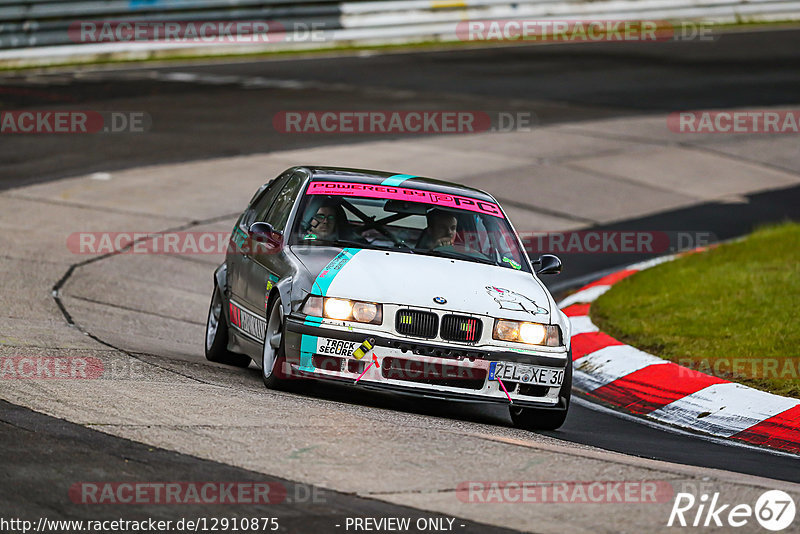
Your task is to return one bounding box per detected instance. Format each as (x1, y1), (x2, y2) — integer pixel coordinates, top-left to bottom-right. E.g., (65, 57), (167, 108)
(248, 222), (283, 253)
(533, 254), (561, 275)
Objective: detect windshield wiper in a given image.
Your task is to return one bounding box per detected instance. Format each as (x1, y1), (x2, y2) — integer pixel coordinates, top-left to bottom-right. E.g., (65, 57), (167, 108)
(327, 238), (371, 248)
(392, 240), (415, 252)
(309, 238), (416, 254)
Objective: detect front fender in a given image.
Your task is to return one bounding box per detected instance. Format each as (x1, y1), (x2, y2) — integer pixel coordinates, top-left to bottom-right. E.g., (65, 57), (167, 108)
(558, 308), (572, 352)
(270, 276), (293, 318)
(214, 262), (227, 294)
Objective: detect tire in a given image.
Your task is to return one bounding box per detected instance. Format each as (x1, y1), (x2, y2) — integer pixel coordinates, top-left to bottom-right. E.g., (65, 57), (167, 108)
(509, 352), (572, 431)
(261, 296), (290, 389)
(205, 283), (251, 368)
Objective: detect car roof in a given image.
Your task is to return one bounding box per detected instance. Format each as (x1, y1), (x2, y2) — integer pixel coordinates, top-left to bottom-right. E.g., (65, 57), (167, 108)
(298, 166), (497, 203)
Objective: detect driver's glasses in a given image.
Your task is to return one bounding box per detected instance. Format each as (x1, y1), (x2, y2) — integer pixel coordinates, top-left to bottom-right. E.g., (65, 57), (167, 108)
(313, 214), (336, 224)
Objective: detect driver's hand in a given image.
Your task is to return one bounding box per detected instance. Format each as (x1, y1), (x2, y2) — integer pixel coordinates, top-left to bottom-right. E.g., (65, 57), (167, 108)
(435, 237), (452, 247)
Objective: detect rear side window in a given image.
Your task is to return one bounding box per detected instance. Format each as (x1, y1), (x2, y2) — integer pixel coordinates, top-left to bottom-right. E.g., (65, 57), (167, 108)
(263, 172), (305, 232)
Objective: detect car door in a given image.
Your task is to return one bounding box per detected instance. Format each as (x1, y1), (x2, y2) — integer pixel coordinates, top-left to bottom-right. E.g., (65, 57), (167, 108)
(227, 171), (292, 309)
(244, 170), (307, 312)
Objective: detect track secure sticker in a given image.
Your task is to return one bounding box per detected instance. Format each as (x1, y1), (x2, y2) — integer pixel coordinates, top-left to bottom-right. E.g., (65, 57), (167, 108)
(502, 256), (522, 270)
(316, 338), (359, 356)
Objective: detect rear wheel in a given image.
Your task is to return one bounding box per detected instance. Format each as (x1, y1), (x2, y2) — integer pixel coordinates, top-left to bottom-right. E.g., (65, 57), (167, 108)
(509, 353), (572, 431)
(262, 296), (289, 389)
(205, 283), (251, 368)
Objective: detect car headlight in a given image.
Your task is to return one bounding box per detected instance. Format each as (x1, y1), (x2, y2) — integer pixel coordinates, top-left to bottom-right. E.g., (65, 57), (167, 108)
(493, 319), (561, 347)
(352, 301), (380, 323)
(324, 298), (353, 320)
(302, 296), (382, 325)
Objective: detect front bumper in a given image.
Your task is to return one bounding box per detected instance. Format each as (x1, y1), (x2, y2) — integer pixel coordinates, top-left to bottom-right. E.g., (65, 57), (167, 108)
(284, 315), (569, 409)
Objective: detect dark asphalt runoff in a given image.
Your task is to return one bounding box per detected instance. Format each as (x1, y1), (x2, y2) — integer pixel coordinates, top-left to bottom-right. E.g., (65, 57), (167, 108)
(1, 28), (800, 527)
(2, 28), (800, 189)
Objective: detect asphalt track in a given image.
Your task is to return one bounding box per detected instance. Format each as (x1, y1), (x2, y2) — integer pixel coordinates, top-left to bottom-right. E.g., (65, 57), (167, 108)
(2, 27), (800, 532)
(0, 400), (518, 533)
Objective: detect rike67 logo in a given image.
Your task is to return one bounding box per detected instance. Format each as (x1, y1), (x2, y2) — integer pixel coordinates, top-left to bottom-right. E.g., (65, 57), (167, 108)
(668, 490), (796, 531)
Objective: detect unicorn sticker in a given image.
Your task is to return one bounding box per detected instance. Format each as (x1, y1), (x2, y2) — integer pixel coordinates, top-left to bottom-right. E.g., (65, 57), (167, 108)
(485, 286), (548, 315)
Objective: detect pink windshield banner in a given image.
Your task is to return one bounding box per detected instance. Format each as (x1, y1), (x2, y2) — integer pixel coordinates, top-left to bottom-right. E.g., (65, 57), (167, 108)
(306, 181), (505, 219)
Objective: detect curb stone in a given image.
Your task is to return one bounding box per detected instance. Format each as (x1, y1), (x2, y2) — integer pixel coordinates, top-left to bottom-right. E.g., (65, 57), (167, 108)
(558, 249), (800, 455)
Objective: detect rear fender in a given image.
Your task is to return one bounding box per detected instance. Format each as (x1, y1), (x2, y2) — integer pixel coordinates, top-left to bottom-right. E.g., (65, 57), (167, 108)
(214, 263), (228, 321)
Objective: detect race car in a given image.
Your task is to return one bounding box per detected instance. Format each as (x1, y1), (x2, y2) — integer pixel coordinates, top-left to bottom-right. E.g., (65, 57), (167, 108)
(205, 166), (572, 430)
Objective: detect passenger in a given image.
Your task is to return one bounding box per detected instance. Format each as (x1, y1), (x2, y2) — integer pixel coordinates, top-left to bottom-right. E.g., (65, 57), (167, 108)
(418, 209), (458, 249)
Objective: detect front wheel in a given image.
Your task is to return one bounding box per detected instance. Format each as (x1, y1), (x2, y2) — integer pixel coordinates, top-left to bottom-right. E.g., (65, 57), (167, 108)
(509, 353), (572, 431)
(205, 283), (251, 368)
(262, 296), (289, 389)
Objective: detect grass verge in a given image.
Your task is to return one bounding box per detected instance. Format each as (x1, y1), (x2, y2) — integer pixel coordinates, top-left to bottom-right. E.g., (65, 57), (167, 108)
(591, 222), (800, 399)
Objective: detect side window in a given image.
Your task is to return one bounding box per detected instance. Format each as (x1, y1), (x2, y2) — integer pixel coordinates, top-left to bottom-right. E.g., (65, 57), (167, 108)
(263, 172), (305, 232)
(245, 173), (291, 227)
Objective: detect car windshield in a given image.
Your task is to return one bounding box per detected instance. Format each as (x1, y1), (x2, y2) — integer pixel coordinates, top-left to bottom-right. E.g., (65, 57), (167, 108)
(289, 181), (531, 272)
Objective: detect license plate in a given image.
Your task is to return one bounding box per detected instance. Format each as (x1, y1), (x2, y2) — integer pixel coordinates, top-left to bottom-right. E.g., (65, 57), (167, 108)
(316, 337), (359, 357)
(489, 361), (564, 387)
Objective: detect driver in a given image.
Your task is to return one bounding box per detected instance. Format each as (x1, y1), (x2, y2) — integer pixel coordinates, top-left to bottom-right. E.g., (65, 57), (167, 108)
(308, 206), (338, 239)
(418, 209), (458, 249)
(302, 199), (348, 241)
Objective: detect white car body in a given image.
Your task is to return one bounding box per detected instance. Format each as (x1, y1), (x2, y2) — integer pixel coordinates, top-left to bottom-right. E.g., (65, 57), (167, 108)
(208, 166), (574, 429)
(285, 248), (571, 407)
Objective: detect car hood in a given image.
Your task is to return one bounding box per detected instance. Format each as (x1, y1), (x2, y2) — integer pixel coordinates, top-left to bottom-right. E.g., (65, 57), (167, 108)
(292, 246), (553, 321)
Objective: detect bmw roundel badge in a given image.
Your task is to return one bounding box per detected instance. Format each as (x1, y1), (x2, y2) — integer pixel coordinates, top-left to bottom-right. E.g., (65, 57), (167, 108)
(433, 296), (447, 305)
